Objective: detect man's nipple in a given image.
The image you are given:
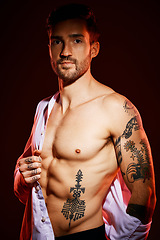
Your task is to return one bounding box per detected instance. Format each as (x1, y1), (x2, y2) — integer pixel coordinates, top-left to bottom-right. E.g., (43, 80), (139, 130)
(75, 149), (81, 154)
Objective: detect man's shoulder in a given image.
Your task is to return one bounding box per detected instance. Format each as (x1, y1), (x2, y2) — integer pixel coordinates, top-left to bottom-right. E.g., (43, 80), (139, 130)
(93, 82), (130, 115)
(94, 81), (126, 105)
(102, 89), (140, 122)
(101, 90), (142, 137)
(102, 90), (127, 111)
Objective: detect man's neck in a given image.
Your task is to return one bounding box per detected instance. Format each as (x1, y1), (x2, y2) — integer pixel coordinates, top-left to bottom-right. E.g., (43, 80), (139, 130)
(58, 69), (95, 114)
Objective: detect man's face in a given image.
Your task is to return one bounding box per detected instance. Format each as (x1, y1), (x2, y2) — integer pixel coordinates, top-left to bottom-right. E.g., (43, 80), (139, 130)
(48, 19), (93, 85)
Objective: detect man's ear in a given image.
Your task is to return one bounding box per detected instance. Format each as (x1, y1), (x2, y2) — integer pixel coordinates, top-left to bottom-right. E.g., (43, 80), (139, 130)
(91, 42), (100, 59)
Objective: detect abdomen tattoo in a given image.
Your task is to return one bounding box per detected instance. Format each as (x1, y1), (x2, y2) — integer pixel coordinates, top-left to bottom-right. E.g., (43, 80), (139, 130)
(61, 170), (86, 227)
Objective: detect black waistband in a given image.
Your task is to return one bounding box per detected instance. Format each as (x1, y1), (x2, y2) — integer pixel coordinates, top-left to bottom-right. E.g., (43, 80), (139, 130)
(55, 224), (106, 240)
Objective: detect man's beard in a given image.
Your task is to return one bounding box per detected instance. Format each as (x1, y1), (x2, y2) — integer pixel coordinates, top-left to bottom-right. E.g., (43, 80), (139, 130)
(51, 53), (91, 86)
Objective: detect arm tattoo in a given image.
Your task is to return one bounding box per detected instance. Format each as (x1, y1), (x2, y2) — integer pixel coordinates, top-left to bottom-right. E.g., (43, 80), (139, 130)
(115, 108), (152, 183)
(61, 170), (86, 228)
(123, 100), (136, 116)
(122, 116), (140, 139)
(124, 139), (152, 183)
(115, 136), (123, 165)
(115, 116), (140, 165)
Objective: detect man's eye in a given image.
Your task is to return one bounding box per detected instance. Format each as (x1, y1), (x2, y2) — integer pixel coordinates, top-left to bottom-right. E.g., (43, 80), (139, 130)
(74, 39), (82, 44)
(52, 40), (62, 45)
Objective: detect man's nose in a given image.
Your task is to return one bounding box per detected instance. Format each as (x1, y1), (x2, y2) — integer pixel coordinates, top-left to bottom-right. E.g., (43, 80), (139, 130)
(60, 43), (72, 58)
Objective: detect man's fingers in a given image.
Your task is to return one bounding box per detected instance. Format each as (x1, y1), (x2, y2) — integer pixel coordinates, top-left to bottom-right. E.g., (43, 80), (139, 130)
(22, 167), (41, 178)
(19, 162), (41, 172)
(31, 168), (38, 175)
(19, 156), (42, 167)
(25, 175), (41, 184)
(24, 157), (33, 164)
(18, 154), (42, 185)
(27, 162), (41, 170)
(24, 156), (42, 163)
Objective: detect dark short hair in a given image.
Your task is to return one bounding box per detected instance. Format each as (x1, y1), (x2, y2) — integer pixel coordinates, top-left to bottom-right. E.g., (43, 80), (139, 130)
(46, 3), (100, 43)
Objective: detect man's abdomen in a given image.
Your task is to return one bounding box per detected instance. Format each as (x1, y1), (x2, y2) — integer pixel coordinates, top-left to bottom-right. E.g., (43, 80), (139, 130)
(41, 155), (117, 237)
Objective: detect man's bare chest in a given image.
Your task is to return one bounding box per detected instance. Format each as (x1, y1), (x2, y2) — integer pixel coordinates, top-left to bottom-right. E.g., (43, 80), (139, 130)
(41, 102), (110, 161)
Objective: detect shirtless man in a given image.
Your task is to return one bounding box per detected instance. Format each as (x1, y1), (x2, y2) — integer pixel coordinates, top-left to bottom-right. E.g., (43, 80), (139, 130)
(14, 4), (156, 240)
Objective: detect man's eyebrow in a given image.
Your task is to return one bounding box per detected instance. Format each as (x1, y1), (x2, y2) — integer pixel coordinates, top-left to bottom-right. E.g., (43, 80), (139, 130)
(50, 35), (63, 40)
(50, 34), (84, 39)
(69, 34), (84, 38)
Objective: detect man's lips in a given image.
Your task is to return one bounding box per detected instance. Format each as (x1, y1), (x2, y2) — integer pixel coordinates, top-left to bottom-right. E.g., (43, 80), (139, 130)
(59, 61), (74, 64)
(58, 61), (75, 69)
(57, 58), (76, 65)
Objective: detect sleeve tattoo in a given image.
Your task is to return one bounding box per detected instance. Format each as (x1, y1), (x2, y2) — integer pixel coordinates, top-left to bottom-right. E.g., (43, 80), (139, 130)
(115, 100), (152, 183)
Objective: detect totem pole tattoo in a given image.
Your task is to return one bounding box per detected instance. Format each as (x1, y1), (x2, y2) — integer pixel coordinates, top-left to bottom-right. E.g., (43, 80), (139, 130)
(61, 170), (86, 227)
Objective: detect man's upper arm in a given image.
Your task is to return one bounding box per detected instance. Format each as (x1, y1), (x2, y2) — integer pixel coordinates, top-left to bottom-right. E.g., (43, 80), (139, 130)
(114, 106), (153, 190)
(108, 95), (156, 223)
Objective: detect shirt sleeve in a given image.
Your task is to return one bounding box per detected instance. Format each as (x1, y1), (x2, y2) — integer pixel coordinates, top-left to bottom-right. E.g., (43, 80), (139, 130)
(14, 140), (33, 204)
(14, 103), (40, 204)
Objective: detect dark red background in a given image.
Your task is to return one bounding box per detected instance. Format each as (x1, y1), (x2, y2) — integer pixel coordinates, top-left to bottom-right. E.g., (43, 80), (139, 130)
(1, 0), (159, 239)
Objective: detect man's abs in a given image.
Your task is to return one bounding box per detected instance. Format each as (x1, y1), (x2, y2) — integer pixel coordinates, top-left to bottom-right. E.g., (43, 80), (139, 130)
(39, 146), (118, 237)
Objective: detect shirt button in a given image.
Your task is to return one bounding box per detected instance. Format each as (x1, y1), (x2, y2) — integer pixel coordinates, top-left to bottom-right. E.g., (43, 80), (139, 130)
(41, 131), (44, 136)
(41, 217), (46, 222)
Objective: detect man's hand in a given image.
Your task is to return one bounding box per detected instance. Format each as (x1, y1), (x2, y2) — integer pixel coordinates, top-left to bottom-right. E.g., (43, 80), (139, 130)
(18, 150), (42, 186)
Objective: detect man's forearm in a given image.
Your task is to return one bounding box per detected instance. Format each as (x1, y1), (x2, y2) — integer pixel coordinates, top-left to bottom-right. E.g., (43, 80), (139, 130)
(126, 203), (154, 224)
(126, 189), (156, 224)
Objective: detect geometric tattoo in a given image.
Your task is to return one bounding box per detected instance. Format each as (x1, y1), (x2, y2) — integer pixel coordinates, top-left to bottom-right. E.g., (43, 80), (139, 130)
(124, 139), (152, 183)
(61, 170), (86, 227)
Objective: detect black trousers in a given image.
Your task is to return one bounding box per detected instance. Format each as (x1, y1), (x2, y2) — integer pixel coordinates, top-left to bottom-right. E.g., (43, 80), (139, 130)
(55, 224), (107, 240)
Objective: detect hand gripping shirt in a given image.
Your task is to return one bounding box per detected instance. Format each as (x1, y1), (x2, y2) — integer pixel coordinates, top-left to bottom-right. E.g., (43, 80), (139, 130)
(14, 92), (152, 240)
